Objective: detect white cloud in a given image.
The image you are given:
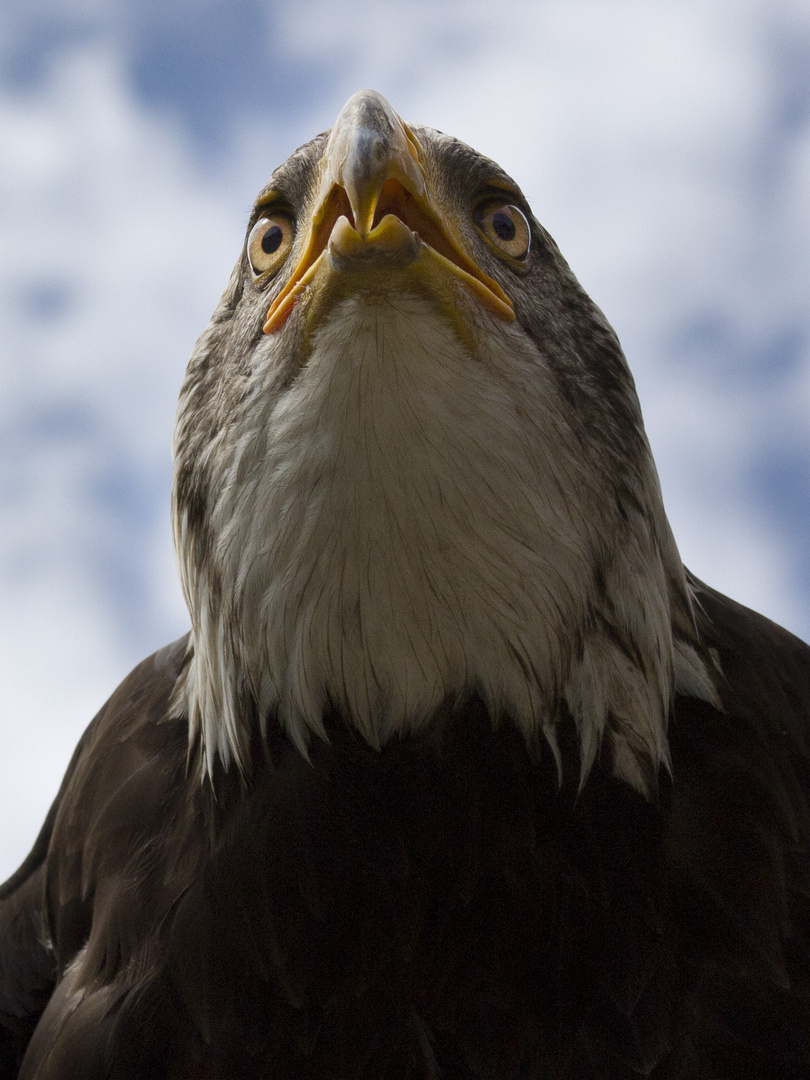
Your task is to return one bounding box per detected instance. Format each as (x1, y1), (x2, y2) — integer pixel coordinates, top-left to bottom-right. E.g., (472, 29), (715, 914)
(0, 573), (128, 875)
(0, 46), (231, 876)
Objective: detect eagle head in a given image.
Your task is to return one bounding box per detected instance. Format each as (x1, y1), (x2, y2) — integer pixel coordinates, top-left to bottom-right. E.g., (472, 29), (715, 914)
(171, 90), (718, 796)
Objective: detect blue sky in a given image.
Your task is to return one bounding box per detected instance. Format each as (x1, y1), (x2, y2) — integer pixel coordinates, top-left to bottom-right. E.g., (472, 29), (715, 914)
(1, 0), (809, 877)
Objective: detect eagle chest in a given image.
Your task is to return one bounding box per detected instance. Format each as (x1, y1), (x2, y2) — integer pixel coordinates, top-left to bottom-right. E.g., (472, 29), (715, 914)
(142, 709), (668, 1078)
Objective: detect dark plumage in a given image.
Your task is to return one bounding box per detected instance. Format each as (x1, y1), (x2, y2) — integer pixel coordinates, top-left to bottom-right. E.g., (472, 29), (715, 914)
(2, 91), (809, 1079)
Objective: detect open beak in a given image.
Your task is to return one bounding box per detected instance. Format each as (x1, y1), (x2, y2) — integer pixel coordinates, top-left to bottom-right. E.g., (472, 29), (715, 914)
(263, 90), (515, 334)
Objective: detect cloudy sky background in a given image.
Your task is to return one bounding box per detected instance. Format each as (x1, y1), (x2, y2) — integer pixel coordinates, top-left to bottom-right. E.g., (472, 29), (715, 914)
(1, 0), (809, 878)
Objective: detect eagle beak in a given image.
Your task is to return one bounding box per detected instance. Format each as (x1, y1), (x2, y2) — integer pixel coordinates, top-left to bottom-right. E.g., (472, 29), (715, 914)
(320, 89), (426, 240)
(264, 90), (515, 334)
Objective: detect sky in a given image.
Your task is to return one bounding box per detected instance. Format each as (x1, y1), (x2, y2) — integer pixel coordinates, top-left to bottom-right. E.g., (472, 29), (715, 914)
(1, 0), (809, 879)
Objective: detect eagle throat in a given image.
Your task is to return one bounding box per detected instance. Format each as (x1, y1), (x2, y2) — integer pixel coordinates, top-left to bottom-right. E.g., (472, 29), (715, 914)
(172, 287), (717, 797)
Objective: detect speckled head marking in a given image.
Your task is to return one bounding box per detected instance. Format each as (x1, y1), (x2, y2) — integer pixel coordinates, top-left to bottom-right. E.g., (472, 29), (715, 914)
(172, 90), (718, 795)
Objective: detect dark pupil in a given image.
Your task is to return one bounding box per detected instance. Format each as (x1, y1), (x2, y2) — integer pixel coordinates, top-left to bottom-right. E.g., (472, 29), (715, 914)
(261, 224), (284, 254)
(492, 211), (516, 242)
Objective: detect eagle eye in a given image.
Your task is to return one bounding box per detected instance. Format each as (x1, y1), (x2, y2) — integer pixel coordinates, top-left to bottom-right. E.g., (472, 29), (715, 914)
(248, 214), (295, 277)
(475, 202), (531, 261)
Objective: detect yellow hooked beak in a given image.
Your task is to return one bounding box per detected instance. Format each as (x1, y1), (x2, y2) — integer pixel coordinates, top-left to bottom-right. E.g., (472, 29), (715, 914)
(263, 90), (515, 335)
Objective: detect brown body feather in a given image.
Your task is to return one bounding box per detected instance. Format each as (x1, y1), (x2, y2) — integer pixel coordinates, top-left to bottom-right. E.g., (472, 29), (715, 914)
(1, 582), (809, 1078)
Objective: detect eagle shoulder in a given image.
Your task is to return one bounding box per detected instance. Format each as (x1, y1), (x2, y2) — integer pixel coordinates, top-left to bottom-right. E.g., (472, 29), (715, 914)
(661, 579), (810, 1076)
(0, 637), (190, 1079)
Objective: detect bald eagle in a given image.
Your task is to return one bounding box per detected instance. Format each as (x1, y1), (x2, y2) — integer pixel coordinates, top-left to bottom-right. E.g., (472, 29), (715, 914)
(1, 91), (809, 1079)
